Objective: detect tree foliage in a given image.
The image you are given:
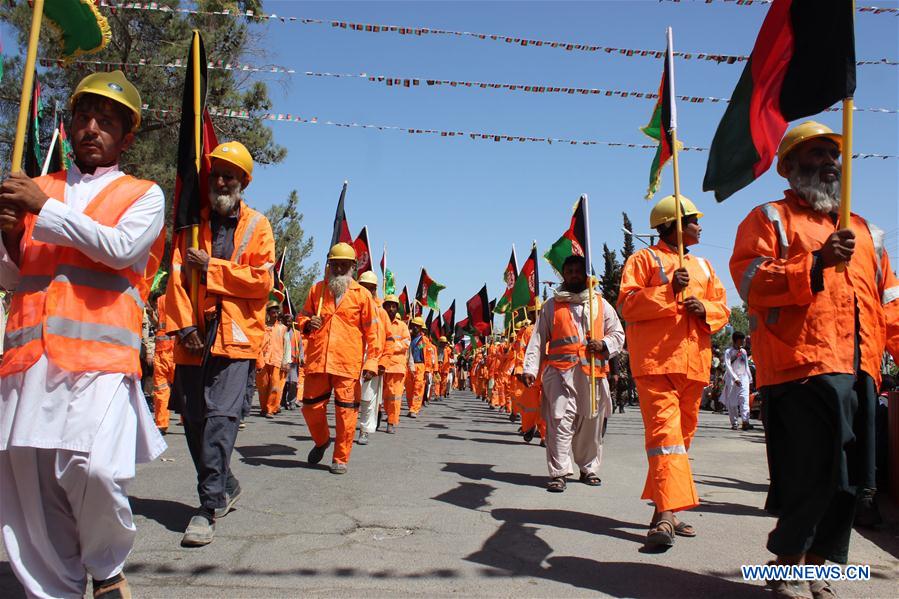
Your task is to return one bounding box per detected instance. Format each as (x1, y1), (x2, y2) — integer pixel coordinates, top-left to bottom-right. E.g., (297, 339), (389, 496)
(600, 243), (622, 308)
(266, 190), (317, 307)
(713, 303), (751, 350)
(622, 212), (636, 262)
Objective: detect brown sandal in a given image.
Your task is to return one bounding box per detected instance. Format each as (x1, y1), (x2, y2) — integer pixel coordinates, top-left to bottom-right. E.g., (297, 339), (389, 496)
(646, 519), (676, 547)
(93, 573), (132, 599)
(674, 520), (696, 537)
(546, 477), (567, 493)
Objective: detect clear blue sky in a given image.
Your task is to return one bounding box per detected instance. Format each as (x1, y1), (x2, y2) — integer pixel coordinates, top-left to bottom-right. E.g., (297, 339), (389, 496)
(11, 1), (899, 315)
(249, 0), (897, 316)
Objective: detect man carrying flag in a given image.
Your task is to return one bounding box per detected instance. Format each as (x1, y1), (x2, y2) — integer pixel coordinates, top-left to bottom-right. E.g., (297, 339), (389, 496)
(515, 300), (547, 445)
(406, 316), (427, 418)
(0, 70), (166, 597)
(296, 243), (382, 474)
(168, 140), (275, 547)
(618, 195), (729, 547)
(524, 255), (624, 492)
(379, 295), (411, 433)
(730, 122), (899, 594)
(356, 270), (388, 445)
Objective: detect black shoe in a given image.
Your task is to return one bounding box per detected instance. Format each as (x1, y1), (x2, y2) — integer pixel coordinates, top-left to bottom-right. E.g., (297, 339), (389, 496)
(215, 481), (242, 518)
(523, 427), (536, 444)
(855, 488), (883, 528)
(307, 439), (332, 465)
(741, 421), (755, 431)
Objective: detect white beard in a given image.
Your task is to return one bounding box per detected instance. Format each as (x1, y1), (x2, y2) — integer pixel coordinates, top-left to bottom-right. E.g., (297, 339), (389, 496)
(210, 189), (241, 216)
(788, 165), (841, 214)
(328, 273), (352, 299)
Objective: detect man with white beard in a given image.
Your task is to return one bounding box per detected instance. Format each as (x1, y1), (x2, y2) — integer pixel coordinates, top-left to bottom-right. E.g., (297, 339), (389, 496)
(731, 121), (899, 598)
(295, 243), (381, 474)
(167, 141), (275, 547)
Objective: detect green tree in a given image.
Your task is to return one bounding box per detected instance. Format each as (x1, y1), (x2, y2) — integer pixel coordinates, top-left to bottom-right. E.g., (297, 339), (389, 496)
(600, 243), (622, 308)
(0, 0), (286, 195)
(713, 303), (751, 350)
(266, 190), (317, 307)
(622, 212), (635, 262)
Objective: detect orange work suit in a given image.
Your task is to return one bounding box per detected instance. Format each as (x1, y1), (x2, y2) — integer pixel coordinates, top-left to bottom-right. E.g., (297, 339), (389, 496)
(513, 324), (546, 438)
(730, 190), (899, 388)
(256, 321), (287, 415)
(295, 279), (382, 465)
(379, 316), (411, 425)
(153, 295), (176, 429)
(406, 334), (427, 414)
(424, 339), (438, 401)
(619, 242), (729, 513)
(437, 345), (452, 397)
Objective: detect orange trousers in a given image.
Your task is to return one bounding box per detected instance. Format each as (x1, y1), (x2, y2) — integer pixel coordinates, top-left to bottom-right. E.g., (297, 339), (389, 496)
(257, 364), (285, 415)
(491, 377), (505, 409)
(152, 350), (175, 429)
(635, 373), (707, 513)
(509, 375), (525, 417)
(297, 367), (305, 403)
(405, 363), (425, 414)
(382, 372), (405, 425)
(301, 373), (359, 464)
(517, 378), (547, 439)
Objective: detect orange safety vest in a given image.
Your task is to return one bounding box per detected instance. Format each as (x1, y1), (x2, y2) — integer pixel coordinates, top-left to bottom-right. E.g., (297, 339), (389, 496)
(155, 295), (174, 353)
(545, 299), (607, 378)
(1, 172), (164, 377)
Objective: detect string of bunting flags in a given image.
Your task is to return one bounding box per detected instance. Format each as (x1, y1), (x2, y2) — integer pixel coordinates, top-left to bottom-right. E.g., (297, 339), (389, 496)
(136, 105), (899, 160)
(39, 57), (899, 115)
(95, 1), (897, 65)
(657, 0), (899, 15)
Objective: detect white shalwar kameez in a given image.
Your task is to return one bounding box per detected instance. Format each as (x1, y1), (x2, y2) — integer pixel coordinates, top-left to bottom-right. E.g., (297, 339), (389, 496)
(0, 164), (166, 598)
(722, 345), (752, 426)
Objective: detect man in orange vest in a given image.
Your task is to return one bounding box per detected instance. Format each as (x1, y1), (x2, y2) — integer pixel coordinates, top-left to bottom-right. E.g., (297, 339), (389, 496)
(167, 140), (275, 547)
(619, 194), (729, 548)
(406, 316), (427, 417)
(379, 295), (411, 433)
(357, 271), (388, 444)
(524, 255), (624, 493)
(295, 243), (382, 474)
(153, 292), (176, 434)
(731, 122), (899, 596)
(0, 71), (165, 598)
(437, 336), (452, 398)
(280, 311), (303, 411)
(514, 301), (547, 444)
(256, 299), (287, 418)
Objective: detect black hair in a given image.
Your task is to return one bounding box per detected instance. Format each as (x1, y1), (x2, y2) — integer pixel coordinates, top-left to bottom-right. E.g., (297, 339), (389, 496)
(72, 94), (133, 136)
(732, 331), (746, 342)
(562, 254), (586, 270)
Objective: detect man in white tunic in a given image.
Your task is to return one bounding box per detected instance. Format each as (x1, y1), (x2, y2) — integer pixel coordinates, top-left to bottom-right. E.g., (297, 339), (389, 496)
(523, 255), (624, 493)
(0, 71), (165, 598)
(722, 331), (754, 431)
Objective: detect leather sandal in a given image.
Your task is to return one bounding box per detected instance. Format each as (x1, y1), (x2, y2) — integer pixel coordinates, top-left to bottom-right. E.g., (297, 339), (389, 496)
(546, 477), (567, 493)
(673, 520), (696, 537)
(579, 472), (602, 486)
(646, 519), (675, 547)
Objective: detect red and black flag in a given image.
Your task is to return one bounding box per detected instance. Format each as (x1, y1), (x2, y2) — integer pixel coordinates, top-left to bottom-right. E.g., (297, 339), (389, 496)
(466, 285), (491, 336)
(442, 299), (456, 338)
(353, 225), (372, 274)
(23, 74), (43, 177)
(544, 195), (589, 277)
(703, 0), (856, 201)
(415, 268), (445, 310)
(493, 247), (518, 314)
(329, 181), (353, 248)
(173, 30), (218, 231)
(641, 28), (678, 199)
(428, 311), (443, 341)
(510, 241), (539, 311)
(398, 285), (411, 319)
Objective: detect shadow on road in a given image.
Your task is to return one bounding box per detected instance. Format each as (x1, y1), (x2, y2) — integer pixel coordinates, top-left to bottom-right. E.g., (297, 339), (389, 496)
(692, 499), (768, 518)
(694, 474), (769, 494)
(432, 482), (496, 510)
(442, 462), (546, 489)
(129, 496), (196, 533)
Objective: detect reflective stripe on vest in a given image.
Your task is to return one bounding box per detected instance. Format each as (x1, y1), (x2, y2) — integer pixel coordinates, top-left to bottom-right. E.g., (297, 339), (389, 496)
(883, 286), (899, 306)
(545, 299), (604, 376)
(646, 444), (687, 457)
(645, 249), (669, 284)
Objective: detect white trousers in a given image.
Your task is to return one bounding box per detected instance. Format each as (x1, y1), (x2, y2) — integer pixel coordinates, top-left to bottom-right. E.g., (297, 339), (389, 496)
(358, 375), (382, 433)
(0, 389), (138, 599)
(541, 366), (612, 479)
(723, 378), (751, 424)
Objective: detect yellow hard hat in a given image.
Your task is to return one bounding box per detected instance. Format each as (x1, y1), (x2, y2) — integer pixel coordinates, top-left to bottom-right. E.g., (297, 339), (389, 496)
(266, 299), (281, 310)
(358, 271), (378, 286)
(71, 70), (142, 132)
(411, 316), (426, 327)
(383, 294), (399, 305)
(776, 121), (842, 177)
(208, 141), (254, 185)
(439, 336), (448, 343)
(327, 242), (356, 262)
(649, 195), (704, 229)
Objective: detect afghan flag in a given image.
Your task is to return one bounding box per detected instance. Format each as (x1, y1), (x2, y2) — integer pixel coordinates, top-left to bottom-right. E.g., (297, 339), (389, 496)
(47, 116), (73, 174)
(416, 268), (445, 310)
(398, 285), (410, 319)
(273, 247), (288, 295)
(173, 31), (218, 231)
(455, 317), (471, 341)
(493, 247), (518, 314)
(703, 0), (856, 202)
(428, 311), (443, 341)
(466, 285), (491, 336)
(641, 28), (678, 200)
(44, 0), (111, 60)
(442, 300), (456, 338)
(329, 181), (353, 248)
(511, 242), (539, 310)
(23, 74), (43, 177)
(544, 195), (589, 277)
(353, 226), (371, 274)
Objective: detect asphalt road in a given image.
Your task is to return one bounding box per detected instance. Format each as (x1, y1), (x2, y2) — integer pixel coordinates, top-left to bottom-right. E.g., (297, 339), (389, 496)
(2, 389), (897, 598)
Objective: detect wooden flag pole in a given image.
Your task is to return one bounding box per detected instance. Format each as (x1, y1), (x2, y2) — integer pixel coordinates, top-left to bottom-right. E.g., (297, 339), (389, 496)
(189, 30), (202, 326)
(4, 0), (45, 230)
(836, 96), (853, 273)
(670, 129), (685, 270)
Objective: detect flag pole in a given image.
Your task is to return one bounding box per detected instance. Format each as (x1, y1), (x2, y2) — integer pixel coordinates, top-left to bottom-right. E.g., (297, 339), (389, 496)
(382, 243), (387, 295)
(317, 180), (348, 316)
(836, 99), (853, 273)
(666, 26), (685, 270)
(4, 0), (44, 232)
(190, 30), (202, 326)
(582, 193), (597, 417)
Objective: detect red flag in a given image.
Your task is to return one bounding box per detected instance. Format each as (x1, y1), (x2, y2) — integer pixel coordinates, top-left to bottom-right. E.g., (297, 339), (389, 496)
(466, 285), (491, 336)
(429, 311), (443, 341)
(329, 181), (352, 249)
(398, 285), (410, 319)
(442, 300), (456, 338)
(353, 226), (371, 274)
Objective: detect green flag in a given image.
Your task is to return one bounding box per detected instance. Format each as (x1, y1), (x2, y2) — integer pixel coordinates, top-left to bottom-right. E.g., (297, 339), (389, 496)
(384, 268), (396, 296)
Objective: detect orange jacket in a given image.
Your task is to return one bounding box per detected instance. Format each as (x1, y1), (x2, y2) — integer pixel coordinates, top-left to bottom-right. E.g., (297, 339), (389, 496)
(379, 316), (411, 373)
(167, 202), (274, 365)
(424, 338), (438, 372)
(370, 296), (389, 366)
(155, 295), (175, 354)
(730, 191), (899, 387)
(259, 321), (287, 368)
(0, 172), (164, 377)
(619, 242), (730, 382)
(513, 325), (533, 375)
(438, 345), (452, 373)
(295, 279), (382, 377)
